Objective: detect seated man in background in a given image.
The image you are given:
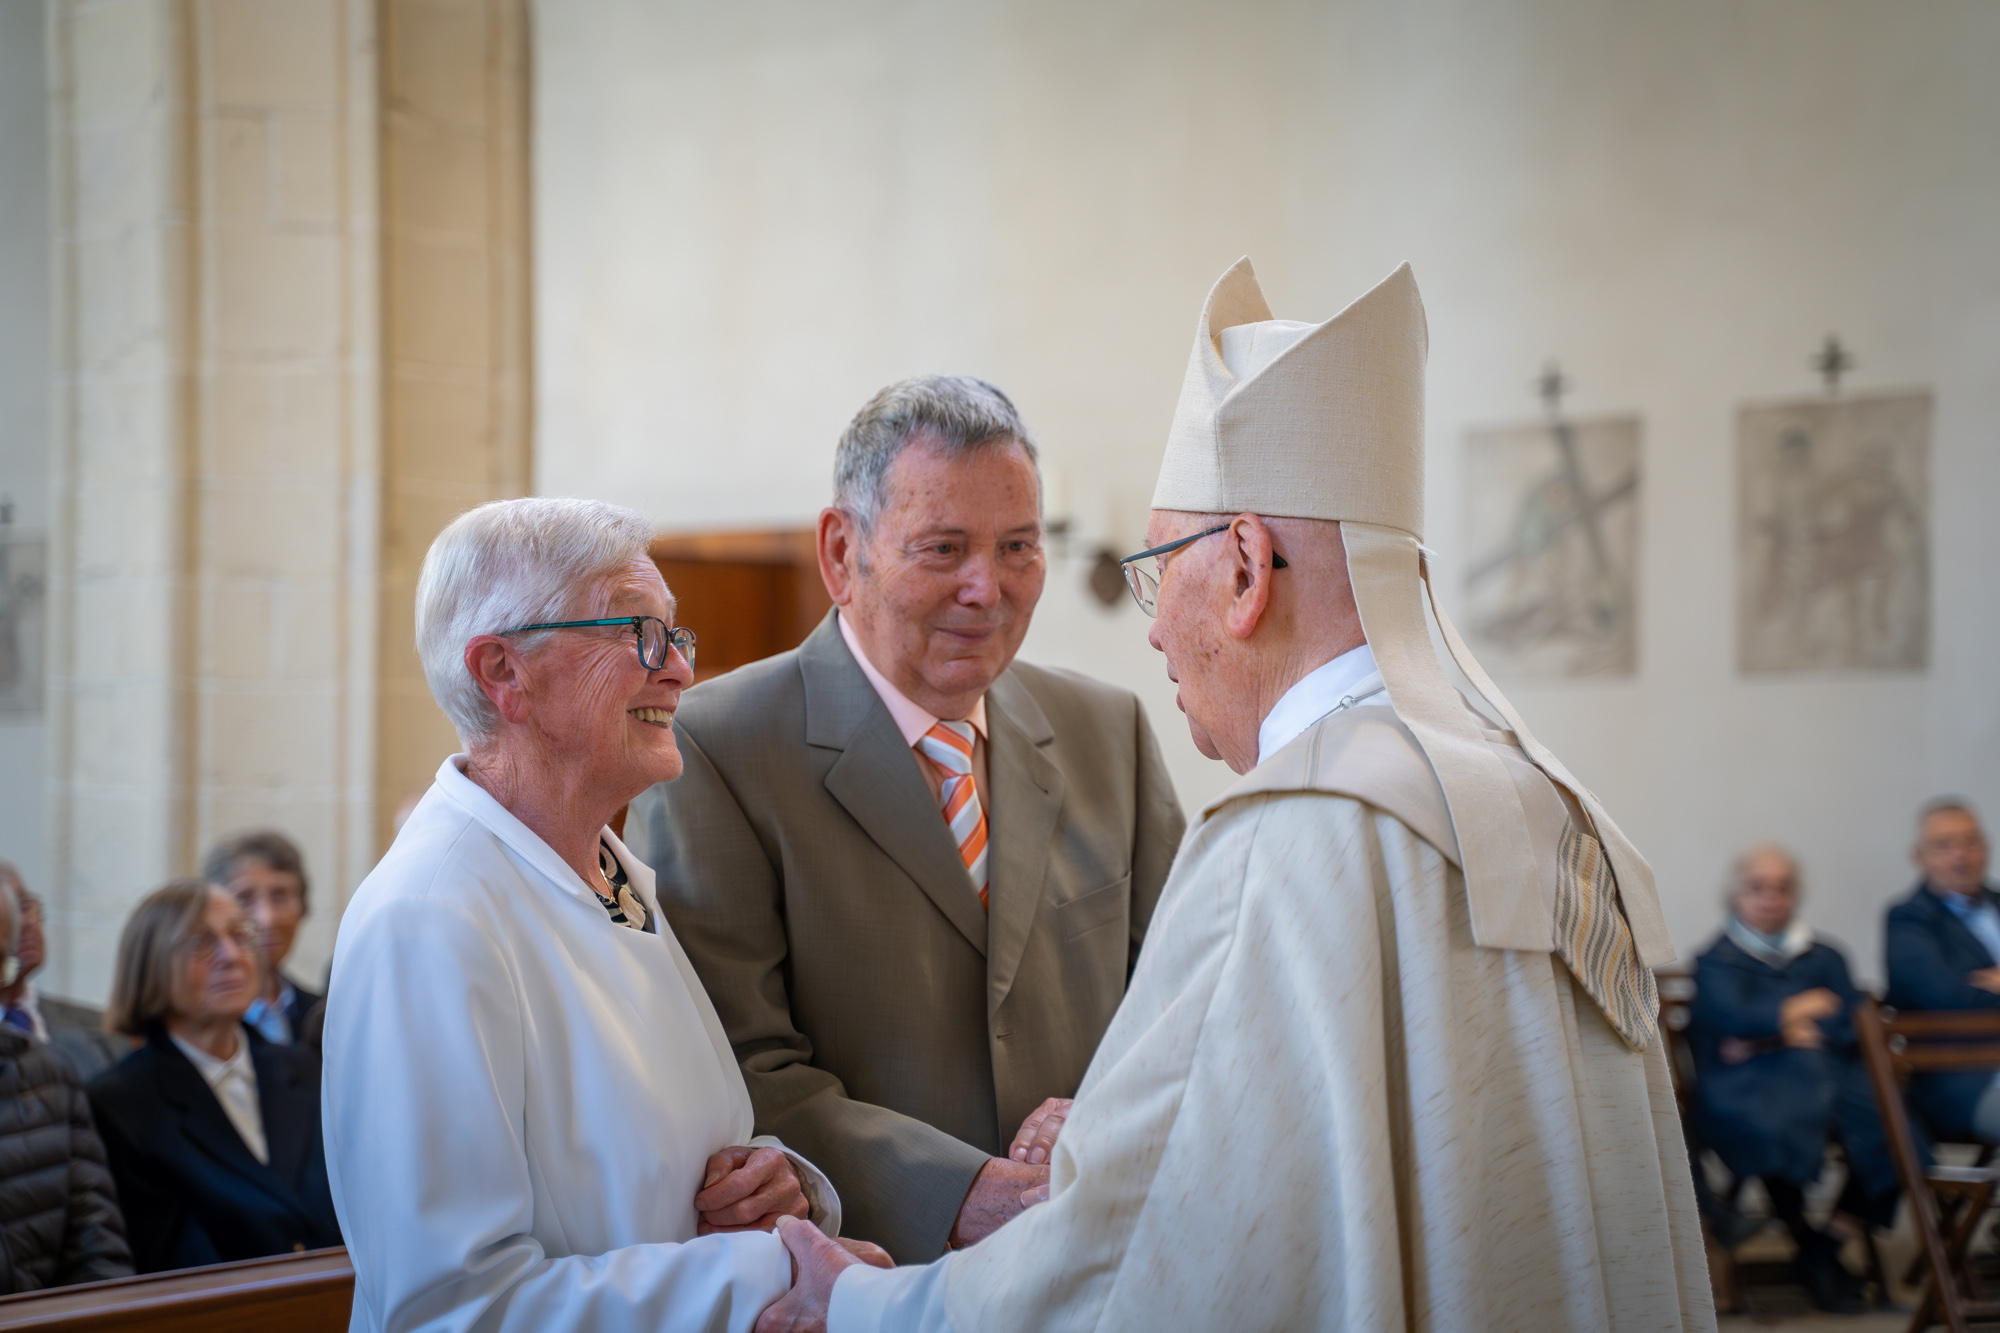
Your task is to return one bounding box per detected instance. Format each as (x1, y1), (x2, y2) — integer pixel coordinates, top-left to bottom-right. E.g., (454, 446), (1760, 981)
(1885, 799), (2000, 1140)
(0, 863), (131, 1080)
(0, 872), (131, 1293)
(636, 375), (1185, 1261)
(1689, 845), (1895, 1313)
(204, 831), (321, 1046)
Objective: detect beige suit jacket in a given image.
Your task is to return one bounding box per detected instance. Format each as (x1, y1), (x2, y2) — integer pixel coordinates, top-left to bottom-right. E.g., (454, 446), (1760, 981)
(632, 613), (1184, 1261)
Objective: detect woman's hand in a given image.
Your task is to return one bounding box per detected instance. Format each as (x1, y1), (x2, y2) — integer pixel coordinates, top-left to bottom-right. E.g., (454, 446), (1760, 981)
(1008, 1097), (1073, 1166)
(695, 1146), (811, 1233)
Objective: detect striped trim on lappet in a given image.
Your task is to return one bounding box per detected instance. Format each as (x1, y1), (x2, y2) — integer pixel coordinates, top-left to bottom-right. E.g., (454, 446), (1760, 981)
(1553, 822), (1659, 1051)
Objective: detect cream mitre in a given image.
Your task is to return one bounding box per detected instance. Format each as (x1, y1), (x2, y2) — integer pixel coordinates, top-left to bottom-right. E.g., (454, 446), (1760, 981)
(1154, 258), (1672, 965)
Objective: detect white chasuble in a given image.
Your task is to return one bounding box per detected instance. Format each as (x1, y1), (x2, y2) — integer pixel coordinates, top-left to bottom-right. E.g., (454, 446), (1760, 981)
(831, 707), (1712, 1332)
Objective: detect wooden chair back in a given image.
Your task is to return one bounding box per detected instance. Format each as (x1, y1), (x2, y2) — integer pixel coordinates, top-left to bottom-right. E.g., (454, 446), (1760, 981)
(1855, 999), (2000, 1332)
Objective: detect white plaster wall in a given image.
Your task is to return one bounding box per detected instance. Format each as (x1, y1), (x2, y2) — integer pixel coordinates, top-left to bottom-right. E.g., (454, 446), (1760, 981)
(533, 0), (2000, 984)
(0, 0), (50, 901)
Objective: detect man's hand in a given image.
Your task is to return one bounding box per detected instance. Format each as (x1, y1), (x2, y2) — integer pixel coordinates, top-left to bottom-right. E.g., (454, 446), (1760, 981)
(948, 1156), (1048, 1249)
(1776, 987), (1839, 1050)
(754, 1216), (884, 1333)
(1972, 967), (2000, 995)
(696, 1146), (810, 1234)
(1008, 1097), (1072, 1166)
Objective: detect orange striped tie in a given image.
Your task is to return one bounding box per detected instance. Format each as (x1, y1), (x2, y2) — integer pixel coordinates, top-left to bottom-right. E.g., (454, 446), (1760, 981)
(918, 721), (990, 911)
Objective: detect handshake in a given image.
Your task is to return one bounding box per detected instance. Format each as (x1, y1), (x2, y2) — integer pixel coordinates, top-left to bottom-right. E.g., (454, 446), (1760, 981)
(693, 1098), (1075, 1333)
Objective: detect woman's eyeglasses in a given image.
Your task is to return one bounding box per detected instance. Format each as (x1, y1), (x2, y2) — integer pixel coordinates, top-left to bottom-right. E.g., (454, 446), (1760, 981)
(498, 617), (696, 672)
(179, 922), (262, 965)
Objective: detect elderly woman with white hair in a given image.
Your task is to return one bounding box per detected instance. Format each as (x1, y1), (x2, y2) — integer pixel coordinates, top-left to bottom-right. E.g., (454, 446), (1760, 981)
(323, 498), (883, 1332)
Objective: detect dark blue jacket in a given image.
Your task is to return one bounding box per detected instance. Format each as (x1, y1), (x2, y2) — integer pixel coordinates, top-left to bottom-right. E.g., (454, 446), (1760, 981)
(1688, 932), (1894, 1199)
(85, 1027), (341, 1273)
(1884, 882), (2000, 1141)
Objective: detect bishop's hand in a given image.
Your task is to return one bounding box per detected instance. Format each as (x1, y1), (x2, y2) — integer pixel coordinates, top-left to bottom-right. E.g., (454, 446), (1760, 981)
(695, 1146), (810, 1233)
(755, 1216), (890, 1333)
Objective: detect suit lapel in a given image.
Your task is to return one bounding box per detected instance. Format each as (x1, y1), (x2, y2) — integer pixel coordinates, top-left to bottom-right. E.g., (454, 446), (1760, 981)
(983, 671), (1064, 1012)
(251, 1039), (315, 1191)
(151, 1033), (309, 1220)
(802, 614), (990, 955)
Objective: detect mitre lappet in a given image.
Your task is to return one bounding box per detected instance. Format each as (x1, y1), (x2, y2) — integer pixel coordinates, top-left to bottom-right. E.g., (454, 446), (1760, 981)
(1154, 258), (1674, 1045)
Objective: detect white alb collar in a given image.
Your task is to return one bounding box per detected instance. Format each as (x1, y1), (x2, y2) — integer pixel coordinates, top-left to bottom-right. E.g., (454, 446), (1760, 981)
(1256, 642), (1388, 766)
(431, 755), (651, 912)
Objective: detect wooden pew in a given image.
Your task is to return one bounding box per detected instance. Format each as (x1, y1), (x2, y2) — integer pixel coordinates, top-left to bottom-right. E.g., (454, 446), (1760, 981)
(0, 1247), (352, 1332)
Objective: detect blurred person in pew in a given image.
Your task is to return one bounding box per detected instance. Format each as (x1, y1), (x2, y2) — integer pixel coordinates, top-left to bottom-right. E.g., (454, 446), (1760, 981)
(633, 375), (1185, 1261)
(0, 872), (132, 1293)
(1884, 798), (2000, 1141)
(1688, 845), (1895, 1313)
(324, 498), (886, 1333)
(205, 830), (320, 1046)
(86, 880), (341, 1272)
(758, 262), (1708, 1331)
(0, 864), (131, 1080)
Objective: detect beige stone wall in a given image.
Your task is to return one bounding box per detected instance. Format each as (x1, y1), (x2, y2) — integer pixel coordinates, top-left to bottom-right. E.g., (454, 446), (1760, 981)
(376, 0), (532, 852)
(44, 0), (529, 1001)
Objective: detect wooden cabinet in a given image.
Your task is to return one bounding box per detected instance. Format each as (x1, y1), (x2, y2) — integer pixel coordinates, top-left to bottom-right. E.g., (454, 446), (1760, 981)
(648, 529), (830, 683)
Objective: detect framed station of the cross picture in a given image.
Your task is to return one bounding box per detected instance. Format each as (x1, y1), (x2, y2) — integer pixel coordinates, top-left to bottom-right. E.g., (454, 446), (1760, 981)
(1736, 389), (1932, 674)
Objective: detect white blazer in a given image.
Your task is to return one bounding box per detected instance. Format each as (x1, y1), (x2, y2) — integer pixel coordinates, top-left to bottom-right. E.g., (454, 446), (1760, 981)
(324, 756), (838, 1333)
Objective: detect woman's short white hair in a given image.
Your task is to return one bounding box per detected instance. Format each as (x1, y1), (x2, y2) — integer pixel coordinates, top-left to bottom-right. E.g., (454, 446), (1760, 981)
(416, 497), (655, 747)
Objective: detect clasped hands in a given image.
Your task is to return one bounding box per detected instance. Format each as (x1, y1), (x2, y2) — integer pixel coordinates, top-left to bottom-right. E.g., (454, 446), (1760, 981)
(753, 1097), (1074, 1332)
(1718, 987), (1841, 1064)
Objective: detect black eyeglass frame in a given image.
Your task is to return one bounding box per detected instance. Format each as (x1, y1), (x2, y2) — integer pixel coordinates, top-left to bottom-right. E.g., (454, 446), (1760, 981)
(1116, 523), (1288, 616)
(499, 617), (695, 672)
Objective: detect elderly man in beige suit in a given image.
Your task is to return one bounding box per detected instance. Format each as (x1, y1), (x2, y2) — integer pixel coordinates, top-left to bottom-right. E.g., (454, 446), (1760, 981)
(632, 375), (1185, 1263)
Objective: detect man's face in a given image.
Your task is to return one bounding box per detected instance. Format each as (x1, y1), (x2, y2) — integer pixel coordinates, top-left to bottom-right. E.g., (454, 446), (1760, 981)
(228, 858), (307, 974)
(1917, 809), (1990, 897)
(1143, 510), (1235, 764)
(1733, 850), (1798, 936)
(839, 440), (1045, 716)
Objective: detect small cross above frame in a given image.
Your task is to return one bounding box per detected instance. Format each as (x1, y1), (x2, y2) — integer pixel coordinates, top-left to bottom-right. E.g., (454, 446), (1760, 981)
(1811, 335), (1854, 394)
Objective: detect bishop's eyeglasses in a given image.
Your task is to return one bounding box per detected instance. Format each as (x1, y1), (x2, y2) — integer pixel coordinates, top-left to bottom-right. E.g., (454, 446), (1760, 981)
(499, 617), (696, 672)
(1117, 524), (1288, 617)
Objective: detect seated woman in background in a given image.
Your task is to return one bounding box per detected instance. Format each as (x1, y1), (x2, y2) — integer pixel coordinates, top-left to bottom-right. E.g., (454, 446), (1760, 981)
(86, 881), (342, 1272)
(1689, 845), (1899, 1313)
(0, 876), (131, 1292)
(204, 830), (320, 1048)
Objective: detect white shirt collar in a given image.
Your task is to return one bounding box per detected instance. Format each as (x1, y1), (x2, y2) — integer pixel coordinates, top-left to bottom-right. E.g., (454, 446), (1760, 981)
(837, 610), (987, 747)
(170, 1028), (253, 1084)
(1256, 642), (1389, 766)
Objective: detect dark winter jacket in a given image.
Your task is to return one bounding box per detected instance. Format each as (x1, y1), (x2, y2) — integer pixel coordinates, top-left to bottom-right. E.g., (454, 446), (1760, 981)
(0, 1027), (132, 1292)
(1687, 932), (1896, 1200)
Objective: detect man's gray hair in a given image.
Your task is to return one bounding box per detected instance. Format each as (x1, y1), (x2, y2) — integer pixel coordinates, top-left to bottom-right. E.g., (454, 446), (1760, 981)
(1919, 796), (1983, 833)
(832, 375), (1039, 538)
(416, 497), (655, 747)
(1724, 843), (1800, 906)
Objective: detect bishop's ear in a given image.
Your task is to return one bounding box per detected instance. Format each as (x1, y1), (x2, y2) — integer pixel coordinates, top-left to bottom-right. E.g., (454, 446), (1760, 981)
(1223, 513), (1281, 641)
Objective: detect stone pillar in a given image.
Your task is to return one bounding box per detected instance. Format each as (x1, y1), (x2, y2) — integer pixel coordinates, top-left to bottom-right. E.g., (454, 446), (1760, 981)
(375, 0), (533, 853)
(44, 0), (529, 999)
